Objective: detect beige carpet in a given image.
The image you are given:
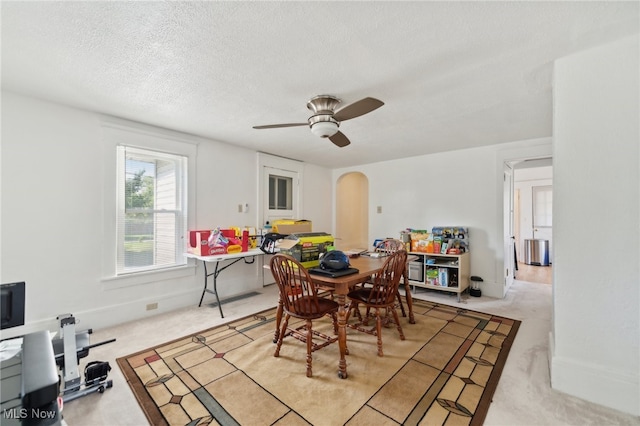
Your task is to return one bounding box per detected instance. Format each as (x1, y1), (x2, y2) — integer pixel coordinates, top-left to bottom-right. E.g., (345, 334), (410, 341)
(117, 299), (520, 425)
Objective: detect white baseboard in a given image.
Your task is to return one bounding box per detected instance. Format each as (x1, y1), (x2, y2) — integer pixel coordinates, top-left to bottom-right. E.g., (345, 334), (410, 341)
(482, 281), (503, 298)
(0, 276), (266, 341)
(550, 349), (640, 416)
(72, 288), (200, 330)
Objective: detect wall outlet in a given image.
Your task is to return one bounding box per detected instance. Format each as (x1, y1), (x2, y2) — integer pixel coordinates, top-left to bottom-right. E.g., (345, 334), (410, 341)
(146, 302), (158, 311)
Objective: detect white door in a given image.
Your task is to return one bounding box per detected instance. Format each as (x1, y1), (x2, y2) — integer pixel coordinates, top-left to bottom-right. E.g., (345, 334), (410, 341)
(257, 154), (303, 287)
(503, 163), (516, 293)
(532, 185), (553, 262)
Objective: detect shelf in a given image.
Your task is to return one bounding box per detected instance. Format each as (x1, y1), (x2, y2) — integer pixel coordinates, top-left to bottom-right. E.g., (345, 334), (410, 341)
(427, 262), (459, 268)
(409, 280), (459, 290)
(409, 251), (464, 258)
(407, 251), (470, 302)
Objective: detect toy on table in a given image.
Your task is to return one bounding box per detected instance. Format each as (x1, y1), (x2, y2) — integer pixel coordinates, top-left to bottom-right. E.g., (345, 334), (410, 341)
(207, 227), (243, 254)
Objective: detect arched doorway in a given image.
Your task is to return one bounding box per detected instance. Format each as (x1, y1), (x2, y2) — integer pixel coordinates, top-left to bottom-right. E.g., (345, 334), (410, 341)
(335, 172), (369, 251)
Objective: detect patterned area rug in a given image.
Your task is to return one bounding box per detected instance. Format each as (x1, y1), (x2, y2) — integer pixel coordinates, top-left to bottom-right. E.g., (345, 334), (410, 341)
(117, 299), (520, 425)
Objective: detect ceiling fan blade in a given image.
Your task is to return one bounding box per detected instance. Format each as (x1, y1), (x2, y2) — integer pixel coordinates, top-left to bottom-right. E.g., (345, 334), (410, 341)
(329, 131), (351, 148)
(333, 97), (384, 122)
(253, 123), (308, 129)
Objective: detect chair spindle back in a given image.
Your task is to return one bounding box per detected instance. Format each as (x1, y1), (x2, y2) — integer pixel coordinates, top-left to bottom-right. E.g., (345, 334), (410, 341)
(366, 250), (408, 304)
(270, 254), (321, 316)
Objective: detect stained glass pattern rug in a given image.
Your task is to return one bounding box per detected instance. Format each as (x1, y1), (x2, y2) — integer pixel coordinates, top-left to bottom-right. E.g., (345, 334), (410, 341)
(117, 298), (520, 425)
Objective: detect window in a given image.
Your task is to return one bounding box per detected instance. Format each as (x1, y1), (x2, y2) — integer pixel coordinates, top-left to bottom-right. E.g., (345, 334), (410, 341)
(102, 119), (196, 285)
(532, 185), (553, 228)
(116, 146), (188, 275)
(269, 174), (293, 210)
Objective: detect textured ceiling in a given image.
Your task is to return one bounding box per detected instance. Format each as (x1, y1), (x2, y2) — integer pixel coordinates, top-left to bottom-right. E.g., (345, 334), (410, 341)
(2, 1), (638, 168)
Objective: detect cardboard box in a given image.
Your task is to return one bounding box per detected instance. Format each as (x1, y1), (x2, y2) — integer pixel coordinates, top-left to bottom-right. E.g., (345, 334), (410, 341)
(188, 230), (217, 256)
(271, 219), (312, 234)
(277, 232), (334, 268)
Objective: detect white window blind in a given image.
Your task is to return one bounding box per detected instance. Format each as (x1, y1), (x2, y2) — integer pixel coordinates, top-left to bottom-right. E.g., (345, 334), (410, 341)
(116, 146), (187, 275)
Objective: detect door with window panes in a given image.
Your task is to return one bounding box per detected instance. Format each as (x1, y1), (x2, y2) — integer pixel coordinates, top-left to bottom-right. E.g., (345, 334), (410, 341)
(263, 167), (298, 228)
(532, 185), (553, 262)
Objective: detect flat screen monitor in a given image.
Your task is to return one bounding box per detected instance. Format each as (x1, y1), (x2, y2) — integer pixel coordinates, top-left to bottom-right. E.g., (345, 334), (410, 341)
(1, 281), (26, 330)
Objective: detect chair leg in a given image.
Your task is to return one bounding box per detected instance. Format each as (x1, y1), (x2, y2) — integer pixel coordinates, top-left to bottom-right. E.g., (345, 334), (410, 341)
(305, 319), (313, 378)
(274, 314), (290, 357)
(274, 296), (284, 343)
(396, 290), (406, 317)
(375, 308), (384, 357)
(390, 308), (405, 341)
(346, 300), (362, 323)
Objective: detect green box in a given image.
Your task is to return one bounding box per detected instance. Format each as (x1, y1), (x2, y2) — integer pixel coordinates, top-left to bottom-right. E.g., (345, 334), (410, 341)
(277, 232), (335, 268)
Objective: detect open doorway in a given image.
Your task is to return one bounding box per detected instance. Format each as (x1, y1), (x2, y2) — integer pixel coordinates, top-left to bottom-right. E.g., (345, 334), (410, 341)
(512, 158), (553, 285)
(335, 172), (369, 251)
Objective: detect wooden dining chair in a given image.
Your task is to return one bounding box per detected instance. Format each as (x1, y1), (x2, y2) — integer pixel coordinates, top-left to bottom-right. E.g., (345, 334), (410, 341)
(270, 254), (340, 377)
(364, 238), (407, 317)
(345, 250), (408, 357)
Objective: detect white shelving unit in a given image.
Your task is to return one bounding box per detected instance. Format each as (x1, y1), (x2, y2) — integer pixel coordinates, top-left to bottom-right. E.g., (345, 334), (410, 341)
(408, 252), (470, 302)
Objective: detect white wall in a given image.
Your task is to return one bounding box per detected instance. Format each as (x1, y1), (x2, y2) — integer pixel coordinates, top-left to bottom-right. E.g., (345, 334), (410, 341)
(300, 163), (333, 233)
(552, 35), (639, 415)
(0, 92), (332, 338)
(333, 137), (552, 299)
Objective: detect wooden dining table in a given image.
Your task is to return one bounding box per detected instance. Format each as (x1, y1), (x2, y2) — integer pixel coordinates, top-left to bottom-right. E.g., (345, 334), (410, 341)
(272, 254), (415, 379)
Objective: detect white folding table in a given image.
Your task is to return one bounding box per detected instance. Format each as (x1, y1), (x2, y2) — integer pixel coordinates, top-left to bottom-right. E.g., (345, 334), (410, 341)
(184, 249), (264, 317)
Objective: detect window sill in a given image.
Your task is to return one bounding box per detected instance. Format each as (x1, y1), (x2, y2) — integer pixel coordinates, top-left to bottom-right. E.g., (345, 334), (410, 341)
(102, 264), (196, 289)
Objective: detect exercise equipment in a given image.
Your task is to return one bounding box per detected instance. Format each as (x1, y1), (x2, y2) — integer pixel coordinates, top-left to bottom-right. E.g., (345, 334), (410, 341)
(51, 314), (115, 402)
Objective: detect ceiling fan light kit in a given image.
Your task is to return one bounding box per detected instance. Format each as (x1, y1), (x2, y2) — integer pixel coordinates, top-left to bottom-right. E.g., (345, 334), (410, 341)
(310, 119), (339, 138)
(253, 95), (384, 148)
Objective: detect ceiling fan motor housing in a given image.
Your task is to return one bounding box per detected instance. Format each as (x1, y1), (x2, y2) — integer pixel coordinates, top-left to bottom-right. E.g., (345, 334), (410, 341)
(307, 95), (341, 138)
(306, 95), (341, 114)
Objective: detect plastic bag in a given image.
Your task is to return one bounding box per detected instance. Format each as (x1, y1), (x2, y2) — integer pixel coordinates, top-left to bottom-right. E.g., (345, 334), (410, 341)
(260, 232), (288, 254)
